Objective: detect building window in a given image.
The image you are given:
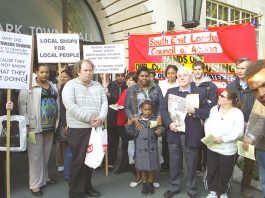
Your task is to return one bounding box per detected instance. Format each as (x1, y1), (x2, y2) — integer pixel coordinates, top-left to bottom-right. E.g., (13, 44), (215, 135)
(67, 0), (103, 42)
(206, 0), (260, 57)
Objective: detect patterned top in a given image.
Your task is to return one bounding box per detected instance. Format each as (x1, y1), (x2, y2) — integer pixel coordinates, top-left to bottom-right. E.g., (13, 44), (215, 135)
(40, 86), (58, 132)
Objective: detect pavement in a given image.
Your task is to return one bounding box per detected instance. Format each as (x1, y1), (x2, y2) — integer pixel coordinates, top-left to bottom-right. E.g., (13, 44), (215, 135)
(9, 147), (263, 198)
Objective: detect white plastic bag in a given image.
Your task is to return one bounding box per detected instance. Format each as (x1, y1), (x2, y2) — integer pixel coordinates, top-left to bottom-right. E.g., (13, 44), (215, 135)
(84, 127), (107, 169)
(0, 115), (27, 152)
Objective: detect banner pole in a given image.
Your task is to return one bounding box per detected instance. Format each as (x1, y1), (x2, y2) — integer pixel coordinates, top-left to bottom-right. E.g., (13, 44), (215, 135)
(6, 89), (11, 198)
(103, 74), (109, 176)
(58, 63), (62, 89)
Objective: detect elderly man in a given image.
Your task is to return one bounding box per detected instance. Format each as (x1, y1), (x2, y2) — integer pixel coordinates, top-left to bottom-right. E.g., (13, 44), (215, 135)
(62, 59), (108, 198)
(226, 58), (255, 198)
(242, 60), (265, 198)
(161, 67), (210, 198)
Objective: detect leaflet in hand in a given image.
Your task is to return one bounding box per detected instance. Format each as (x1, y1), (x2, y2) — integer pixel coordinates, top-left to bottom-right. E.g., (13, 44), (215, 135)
(109, 104), (124, 111)
(168, 94), (186, 132)
(201, 134), (220, 149)
(237, 141), (255, 160)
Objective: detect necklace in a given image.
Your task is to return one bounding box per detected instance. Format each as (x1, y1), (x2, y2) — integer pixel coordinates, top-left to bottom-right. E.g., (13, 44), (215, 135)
(218, 107), (232, 120)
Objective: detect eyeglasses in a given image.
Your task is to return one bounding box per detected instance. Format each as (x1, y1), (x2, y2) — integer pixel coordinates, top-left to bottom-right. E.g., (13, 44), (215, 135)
(219, 94), (227, 98)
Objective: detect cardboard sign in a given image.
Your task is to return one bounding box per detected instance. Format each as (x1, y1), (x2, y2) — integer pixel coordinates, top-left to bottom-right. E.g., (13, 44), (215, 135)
(83, 44), (125, 73)
(37, 33), (80, 63)
(0, 31), (33, 90)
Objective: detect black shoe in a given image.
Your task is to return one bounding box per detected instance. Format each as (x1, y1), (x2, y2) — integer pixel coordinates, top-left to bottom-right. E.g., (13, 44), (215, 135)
(163, 190), (180, 198)
(47, 179), (57, 184)
(115, 167), (128, 174)
(147, 183), (154, 195)
(86, 188), (101, 197)
(141, 183), (148, 196)
(187, 192), (199, 198)
(31, 189), (43, 196)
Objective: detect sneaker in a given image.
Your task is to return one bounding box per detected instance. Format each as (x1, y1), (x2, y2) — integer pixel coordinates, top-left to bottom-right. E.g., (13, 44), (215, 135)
(153, 182), (160, 188)
(129, 179), (142, 187)
(206, 191), (218, 198)
(241, 188), (253, 198)
(58, 166), (64, 172)
(220, 194), (228, 198)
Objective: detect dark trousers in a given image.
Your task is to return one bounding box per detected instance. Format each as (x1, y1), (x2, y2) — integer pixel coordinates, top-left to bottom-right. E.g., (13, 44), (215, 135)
(117, 126), (129, 170)
(205, 149), (236, 195)
(67, 128), (93, 198)
(197, 129), (207, 171)
(107, 126), (119, 165)
(241, 157), (254, 188)
(0, 153), (6, 198)
(161, 136), (169, 170)
(168, 135), (199, 197)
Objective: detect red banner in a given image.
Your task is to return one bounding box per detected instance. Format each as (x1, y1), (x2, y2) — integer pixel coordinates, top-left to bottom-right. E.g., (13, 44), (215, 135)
(128, 23), (257, 88)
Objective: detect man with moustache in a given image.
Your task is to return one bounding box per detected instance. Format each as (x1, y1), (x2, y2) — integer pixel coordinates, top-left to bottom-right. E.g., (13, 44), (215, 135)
(62, 59), (108, 198)
(242, 59), (265, 198)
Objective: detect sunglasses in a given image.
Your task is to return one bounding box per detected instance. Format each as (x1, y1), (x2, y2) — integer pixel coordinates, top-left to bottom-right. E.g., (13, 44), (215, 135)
(220, 94), (227, 98)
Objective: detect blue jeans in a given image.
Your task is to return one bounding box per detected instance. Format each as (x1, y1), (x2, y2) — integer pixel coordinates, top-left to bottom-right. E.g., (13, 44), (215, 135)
(256, 150), (265, 197)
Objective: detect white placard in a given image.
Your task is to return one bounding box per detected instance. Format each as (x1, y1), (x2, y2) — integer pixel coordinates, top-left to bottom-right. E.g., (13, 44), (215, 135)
(37, 33), (80, 63)
(83, 44), (125, 73)
(0, 31), (33, 90)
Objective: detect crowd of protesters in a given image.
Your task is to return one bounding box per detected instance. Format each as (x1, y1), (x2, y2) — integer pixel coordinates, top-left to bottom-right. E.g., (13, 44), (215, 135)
(1, 58), (265, 198)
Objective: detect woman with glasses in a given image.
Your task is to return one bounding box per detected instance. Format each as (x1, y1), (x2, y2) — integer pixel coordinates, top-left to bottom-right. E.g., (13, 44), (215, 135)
(204, 88), (244, 198)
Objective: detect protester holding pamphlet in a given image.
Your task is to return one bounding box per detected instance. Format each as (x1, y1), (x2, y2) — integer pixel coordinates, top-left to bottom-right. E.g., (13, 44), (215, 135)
(160, 67), (210, 198)
(204, 88), (244, 198)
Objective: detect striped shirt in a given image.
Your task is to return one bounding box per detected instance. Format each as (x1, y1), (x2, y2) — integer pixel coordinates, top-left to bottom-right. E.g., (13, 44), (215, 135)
(62, 78), (108, 128)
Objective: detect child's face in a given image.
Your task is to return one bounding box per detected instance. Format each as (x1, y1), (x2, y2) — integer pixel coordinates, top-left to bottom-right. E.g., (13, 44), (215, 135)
(141, 104), (152, 118)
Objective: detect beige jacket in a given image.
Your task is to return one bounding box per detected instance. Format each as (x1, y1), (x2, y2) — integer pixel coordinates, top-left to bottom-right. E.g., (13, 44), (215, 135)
(18, 77), (60, 133)
(246, 99), (265, 151)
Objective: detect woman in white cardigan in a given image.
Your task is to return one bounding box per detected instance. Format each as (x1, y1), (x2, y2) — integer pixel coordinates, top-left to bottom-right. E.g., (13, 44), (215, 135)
(158, 64), (179, 97)
(204, 88), (244, 198)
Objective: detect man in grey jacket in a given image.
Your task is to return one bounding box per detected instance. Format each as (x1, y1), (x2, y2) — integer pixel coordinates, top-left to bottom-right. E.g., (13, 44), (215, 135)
(243, 59), (265, 198)
(226, 58), (255, 198)
(62, 59), (108, 198)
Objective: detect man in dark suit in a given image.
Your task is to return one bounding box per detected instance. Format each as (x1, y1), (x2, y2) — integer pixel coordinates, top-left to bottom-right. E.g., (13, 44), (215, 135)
(105, 73), (127, 169)
(161, 67), (210, 198)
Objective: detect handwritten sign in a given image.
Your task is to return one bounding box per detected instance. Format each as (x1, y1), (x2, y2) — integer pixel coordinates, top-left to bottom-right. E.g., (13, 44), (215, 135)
(0, 31), (32, 90)
(37, 33), (80, 63)
(83, 44), (125, 73)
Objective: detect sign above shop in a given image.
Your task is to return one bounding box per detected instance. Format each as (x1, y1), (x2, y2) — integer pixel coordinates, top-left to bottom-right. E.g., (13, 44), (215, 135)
(36, 33), (80, 63)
